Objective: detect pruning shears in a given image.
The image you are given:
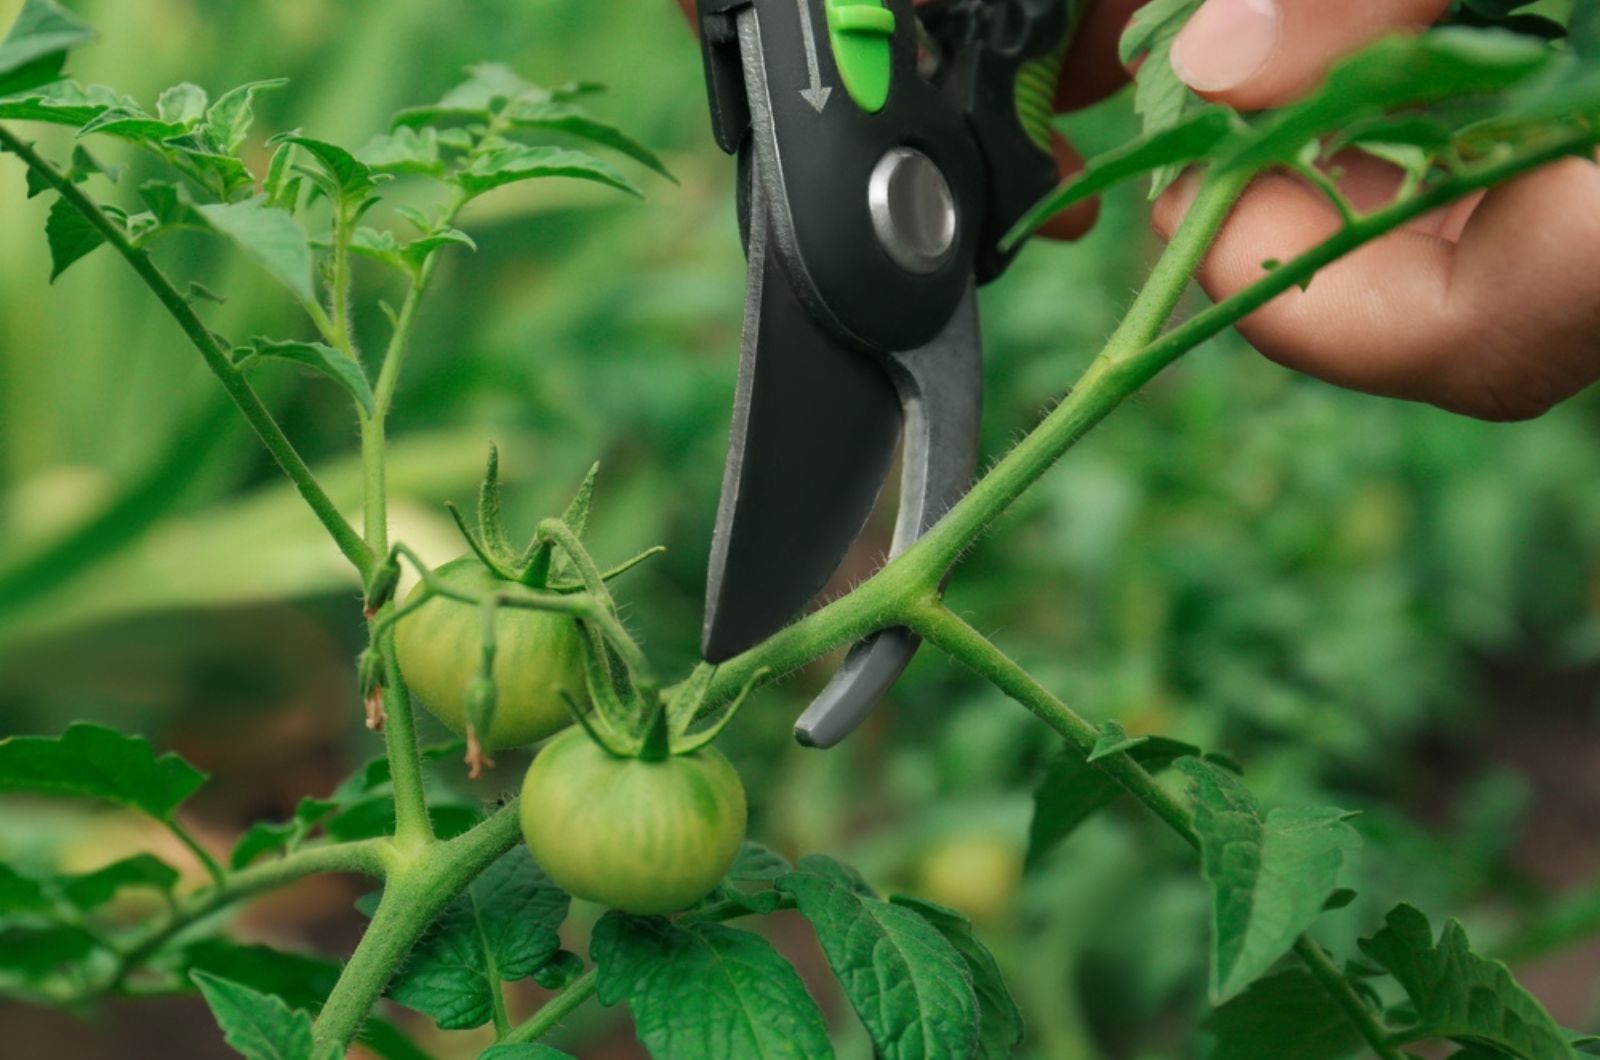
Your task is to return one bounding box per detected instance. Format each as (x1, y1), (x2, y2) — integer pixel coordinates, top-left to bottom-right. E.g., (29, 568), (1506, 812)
(696, 0), (1077, 746)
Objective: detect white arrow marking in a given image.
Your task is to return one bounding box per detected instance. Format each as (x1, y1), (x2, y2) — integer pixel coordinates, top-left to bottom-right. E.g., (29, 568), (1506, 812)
(796, 0), (832, 112)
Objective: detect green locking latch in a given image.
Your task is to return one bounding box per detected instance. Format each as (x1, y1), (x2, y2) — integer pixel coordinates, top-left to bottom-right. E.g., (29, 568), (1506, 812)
(824, 0), (895, 113)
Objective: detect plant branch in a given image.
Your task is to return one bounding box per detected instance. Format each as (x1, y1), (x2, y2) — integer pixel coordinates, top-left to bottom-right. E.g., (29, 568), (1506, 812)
(1293, 936), (1407, 1060)
(312, 801), (525, 1051)
(105, 839), (388, 994)
(0, 124), (373, 578)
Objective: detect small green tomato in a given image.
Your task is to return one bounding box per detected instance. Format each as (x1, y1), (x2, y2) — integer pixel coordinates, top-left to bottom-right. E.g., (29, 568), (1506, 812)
(519, 727), (747, 914)
(394, 556), (585, 750)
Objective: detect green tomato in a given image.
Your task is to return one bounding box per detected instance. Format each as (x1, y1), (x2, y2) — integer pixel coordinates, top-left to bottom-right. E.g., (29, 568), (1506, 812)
(520, 727), (747, 914)
(394, 556), (585, 750)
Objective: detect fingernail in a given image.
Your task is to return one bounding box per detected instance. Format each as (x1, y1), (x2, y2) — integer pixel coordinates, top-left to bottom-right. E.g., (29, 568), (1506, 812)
(1170, 0), (1280, 93)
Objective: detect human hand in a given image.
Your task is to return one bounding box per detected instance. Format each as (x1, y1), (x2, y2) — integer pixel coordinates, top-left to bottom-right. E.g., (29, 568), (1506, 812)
(1153, 0), (1600, 421)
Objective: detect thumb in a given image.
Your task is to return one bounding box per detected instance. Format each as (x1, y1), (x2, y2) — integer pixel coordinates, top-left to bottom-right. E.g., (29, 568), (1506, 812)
(1169, 0), (1453, 110)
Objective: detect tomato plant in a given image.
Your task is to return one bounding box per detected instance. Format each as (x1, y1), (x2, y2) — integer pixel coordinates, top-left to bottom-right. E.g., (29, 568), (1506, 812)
(0, 0), (1598, 1058)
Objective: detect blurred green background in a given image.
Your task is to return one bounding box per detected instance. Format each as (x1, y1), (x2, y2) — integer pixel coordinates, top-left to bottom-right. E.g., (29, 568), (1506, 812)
(1, 0), (1598, 1056)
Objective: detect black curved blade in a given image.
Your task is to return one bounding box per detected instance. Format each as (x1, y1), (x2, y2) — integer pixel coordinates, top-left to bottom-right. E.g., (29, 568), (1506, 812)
(702, 217), (903, 663)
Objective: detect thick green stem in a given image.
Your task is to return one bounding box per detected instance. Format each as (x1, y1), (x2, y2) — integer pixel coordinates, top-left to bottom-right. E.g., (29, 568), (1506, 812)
(107, 839), (387, 993)
(378, 626), (433, 847)
(312, 802), (524, 1051)
(0, 124), (372, 578)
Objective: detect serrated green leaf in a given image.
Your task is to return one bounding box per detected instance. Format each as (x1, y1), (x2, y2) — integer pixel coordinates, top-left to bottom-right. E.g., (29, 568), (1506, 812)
(779, 861), (978, 1060)
(1005, 108), (1231, 248)
(193, 971), (316, 1060)
(0, 722), (206, 819)
(201, 78), (286, 156)
(173, 939), (340, 1014)
(728, 840), (792, 882)
(479, 1046), (575, 1060)
(0, 922), (97, 978)
(235, 337), (375, 417)
(0, 80), (133, 127)
(1205, 968), (1367, 1060)
(197, 197), (314, 302)
(78, 107), (190, 144)
(1223, 29), (1555, 174)
(530, 948), (584, 991)
(892, 898), (1024, 1060)
(0, 0), (95, 97)
(1118, 0), (1206, 195)
(356, 126), (444, 176)
(43, 193), (102, 280)
(0, 864), (50, 916)
(1359, 904), (1578, 1059)
(60, 853), (178, 910)
(458, 144), (641, 200)
(507, 101), (673, 181)
(391, 62), (553, 129)
(1027, 735), (1198, 867)
(386, 847), (569, 1031)
(1179, 758), (1361, 1002)
(269, 132), (378, 202)
(156, 82), (207, 126)
(323, 792), (481, 843)
(592, 913), (834, 1060)
(138, 179), (201, 228)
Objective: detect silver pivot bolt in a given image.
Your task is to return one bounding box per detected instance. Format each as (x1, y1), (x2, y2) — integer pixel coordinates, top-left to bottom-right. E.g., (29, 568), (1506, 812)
(868, 147), (958, 275)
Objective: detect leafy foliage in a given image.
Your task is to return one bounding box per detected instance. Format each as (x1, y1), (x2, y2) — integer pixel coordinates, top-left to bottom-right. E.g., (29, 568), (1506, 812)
(1359, 905), (1578, 1058)
(0, 722), (205, 820)
(1180, 758), (1361, 1002)
(1117, 0), (1206, 195)
(1027, 732), (1198, 866)
(192, 971), (322, 1060)
(593, 913), (834, 1059)
(1205, 968), (1367, 1060)
(779, 855), (981, 1060)
(384, 847), (569, 1030)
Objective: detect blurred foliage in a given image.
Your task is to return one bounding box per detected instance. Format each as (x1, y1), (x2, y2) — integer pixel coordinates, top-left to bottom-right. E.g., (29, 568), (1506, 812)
(1, 0), (1598, 1057)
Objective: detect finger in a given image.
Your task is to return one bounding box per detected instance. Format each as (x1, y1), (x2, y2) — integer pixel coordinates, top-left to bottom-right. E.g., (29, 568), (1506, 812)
(1151, 157), (1600, 420)
(1055, 0), (1148, 112)
(1169, 0), (1452, 110)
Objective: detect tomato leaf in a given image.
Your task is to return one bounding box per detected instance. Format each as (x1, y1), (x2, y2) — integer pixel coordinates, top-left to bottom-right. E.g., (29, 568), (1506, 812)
(0, 722), (206, 820)
(507, 101), (674, 182)
(155, 82), (206, 126)
(1179, 758), (1361, 1002)
(1005, 108), (1232, 249)
(0, 923), (98, 979)
(778, 857), (979, 1060)
(458, 144), (641, 200)
(1026, 735), (1198, 868)
(202, 78), (286, 156)
(196, 197), (314, 302)
(0, 80), (134, 127)
(59, 853), (178, 911)
(892, 897), (1024, 1060)
(356, 126), (444, 177)
(268, 132), (379, 204)
(385, 846), (569, 1031)
(172, 939), (340, 1015)
(192, 970), (317, 1060)
(727, 840), (791, 882)
(591, 913), (835, 1060)
(1117, 0), (1206, 195)
(0, 864), (51, 916)
(0, 0), (95, 98)
(1204, 967), (1368, 1060)
(1359, 904), (1578, 1059)
(44, 194), (104, 280)
(235, 337), (376, 418)
(230, 797), (338, 869)
(391, 62), (564, 129)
